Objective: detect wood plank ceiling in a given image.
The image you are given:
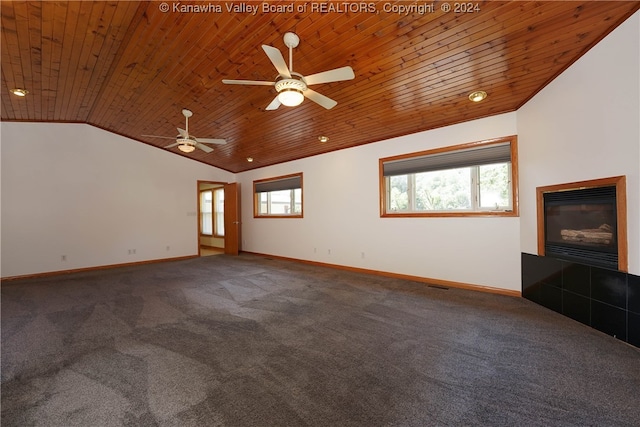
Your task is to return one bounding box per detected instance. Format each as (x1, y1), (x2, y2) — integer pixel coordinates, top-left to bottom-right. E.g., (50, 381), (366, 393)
(2, 1), (639, 173)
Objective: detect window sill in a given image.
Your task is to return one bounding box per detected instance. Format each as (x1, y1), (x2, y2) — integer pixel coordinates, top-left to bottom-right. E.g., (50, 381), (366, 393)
(382, 210), (518, 218)
(254, 214), (304, 219)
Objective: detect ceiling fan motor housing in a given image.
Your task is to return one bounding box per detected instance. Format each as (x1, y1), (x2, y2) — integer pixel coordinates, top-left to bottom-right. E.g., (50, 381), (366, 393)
(275, 75), (307, 93)
(177, 137), (196, 146)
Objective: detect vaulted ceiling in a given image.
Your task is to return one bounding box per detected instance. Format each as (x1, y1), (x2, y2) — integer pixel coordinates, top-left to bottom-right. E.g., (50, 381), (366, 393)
(2, 1), (638, 172)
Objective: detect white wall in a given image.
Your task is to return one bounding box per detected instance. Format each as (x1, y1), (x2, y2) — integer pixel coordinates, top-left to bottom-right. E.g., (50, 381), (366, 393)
(517, 11), (640, 275)
(1, 123), (234, 278)
(239, 113), (522, 291)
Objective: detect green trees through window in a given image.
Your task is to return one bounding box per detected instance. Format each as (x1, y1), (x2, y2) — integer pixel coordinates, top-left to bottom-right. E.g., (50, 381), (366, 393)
(381, 137), (518, 217)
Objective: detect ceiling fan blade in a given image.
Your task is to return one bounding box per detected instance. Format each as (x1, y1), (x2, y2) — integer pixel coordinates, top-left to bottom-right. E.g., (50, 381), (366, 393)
(195, 143), (214, 153)
(262, 45), (291, 78)
(304, 89), (337, 109)
(142, 134), (177, 140)
(266, 96), (281, 110)
(222, 79), (275, 86)
(195, 137), (226, 145)
(177, 128), (189, 138)
(304, 66), (355, 86)
(164, 142), (180, 148)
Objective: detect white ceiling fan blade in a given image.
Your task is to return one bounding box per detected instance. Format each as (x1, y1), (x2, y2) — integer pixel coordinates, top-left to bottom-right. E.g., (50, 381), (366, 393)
(195, 143), (214, 153)
(142, 134), (177, 140)
(222, 79), (275, 86)
(304, 89), (337, 109)
(262, 45), (291, 78)
(304, 66), (355, 86)
(164, 142), (180, 148)
(265, 96), (282, 110)
(195, 137), (226, 145)
(177, 127), (188, 138)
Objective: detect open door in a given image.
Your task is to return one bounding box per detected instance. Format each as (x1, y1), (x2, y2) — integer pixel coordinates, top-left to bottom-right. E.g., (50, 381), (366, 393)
(224, 182), (240, 255)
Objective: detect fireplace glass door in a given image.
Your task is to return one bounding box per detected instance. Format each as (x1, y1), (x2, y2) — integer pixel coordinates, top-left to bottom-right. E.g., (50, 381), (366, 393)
(544, 186), (618, 269)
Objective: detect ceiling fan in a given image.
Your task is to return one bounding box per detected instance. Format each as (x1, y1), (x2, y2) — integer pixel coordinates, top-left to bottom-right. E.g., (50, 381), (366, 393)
(142, 109), (226, 153)
(222, 32), (355, 110)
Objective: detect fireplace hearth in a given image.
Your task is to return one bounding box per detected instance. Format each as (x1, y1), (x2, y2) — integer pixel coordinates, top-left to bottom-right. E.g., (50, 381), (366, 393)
(521, 253), (640, 348)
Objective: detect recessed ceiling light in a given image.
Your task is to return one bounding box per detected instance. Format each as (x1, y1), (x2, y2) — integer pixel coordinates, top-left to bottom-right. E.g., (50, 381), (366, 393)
(468, 90), (487, 102)
(10, 88), (28, 97)
(247, 157), (253, 162)
(318, 136), (329, 143)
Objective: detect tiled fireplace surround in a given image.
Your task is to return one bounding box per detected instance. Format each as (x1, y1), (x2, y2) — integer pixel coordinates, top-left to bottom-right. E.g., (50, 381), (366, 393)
(522, 176), (638, 348)
(522, 253), (639, 348)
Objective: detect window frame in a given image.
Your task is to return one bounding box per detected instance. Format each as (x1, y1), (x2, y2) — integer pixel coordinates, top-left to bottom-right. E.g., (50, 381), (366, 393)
(253, 172), (303, 218)
(379, 136), (519, 218)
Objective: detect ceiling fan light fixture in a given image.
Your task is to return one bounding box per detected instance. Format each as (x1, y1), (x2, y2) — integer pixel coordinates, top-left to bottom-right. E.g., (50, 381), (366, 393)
(178, 144), (196, 153)
(278, 88), (304, 107)
(10, 88), (28, 97)
(177, 138), (196, 153)
(468, 90), (487, 102)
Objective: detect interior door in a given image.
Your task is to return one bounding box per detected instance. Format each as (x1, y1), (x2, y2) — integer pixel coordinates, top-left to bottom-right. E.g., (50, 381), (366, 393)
(224, 182), (240, 255)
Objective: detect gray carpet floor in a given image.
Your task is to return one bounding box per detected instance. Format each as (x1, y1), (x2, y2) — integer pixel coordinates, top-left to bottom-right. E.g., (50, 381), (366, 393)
(2, 254), (639, 426)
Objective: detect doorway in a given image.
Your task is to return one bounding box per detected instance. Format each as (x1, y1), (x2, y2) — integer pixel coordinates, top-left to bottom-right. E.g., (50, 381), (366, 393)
(197, 181), (241, 257)
(197, 181), (225, 256)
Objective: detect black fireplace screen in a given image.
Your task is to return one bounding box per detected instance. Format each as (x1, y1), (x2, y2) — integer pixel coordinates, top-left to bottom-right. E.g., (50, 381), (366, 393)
(544, 186), (618, 269)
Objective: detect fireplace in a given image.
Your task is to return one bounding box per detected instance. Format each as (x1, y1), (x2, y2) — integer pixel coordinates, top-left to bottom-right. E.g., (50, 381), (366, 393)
(544, 186), (617, 269)
(526, 176), (636, 348)
(537, 176), (627, 272)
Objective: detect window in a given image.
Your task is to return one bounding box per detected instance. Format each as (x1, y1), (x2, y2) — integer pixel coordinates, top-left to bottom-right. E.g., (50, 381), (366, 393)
(200, 190), (213, 235)
(380, 136), (518, 217)
(254, 173), (303, 217)
(200, 187), (224, 236)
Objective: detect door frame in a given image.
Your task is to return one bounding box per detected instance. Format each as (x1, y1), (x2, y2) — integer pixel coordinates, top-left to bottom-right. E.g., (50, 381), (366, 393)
(197, 180), (226, 256)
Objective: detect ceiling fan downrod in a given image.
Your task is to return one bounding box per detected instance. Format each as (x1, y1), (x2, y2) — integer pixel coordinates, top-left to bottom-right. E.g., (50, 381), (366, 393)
(283, 32), (300, 72)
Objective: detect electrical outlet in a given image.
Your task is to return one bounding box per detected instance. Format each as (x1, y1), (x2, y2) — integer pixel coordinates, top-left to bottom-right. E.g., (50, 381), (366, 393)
(327, 249), (331, 255)
(166, 245), (170, 251)
(361, 252), (365, 259)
